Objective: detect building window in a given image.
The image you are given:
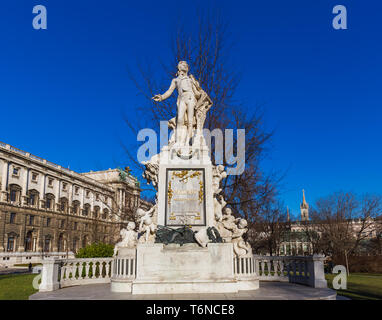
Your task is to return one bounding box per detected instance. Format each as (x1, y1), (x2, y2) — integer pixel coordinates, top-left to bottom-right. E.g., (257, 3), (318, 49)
(31, 173), (38, 182)
(74, 186), (80, 195)
(93, 206), (100, 219)
(9, 185), (21, 202)
(48, 178), (54, 187)
(12, 167), (20, 176)
(29, 193), (36, 206)
(60, 198), (68, 213)
(72, 201), (80, 215)
(74, 222), (78, 230)
(96, 194), (100, 201)
(7, 236), (15, 252)
(25, 231), (33, 251)
(45, 194), (55, 210)
(44, 237), (51, 252)
(28, 215), (34, 226)
(86, 190), (90, 198)
(60, 220), (65, 229)
(62, 182), (67, 191)
(83, 204), (90, 216)
(102, 209), (108, 220)
(46, 217), (51, 227)
(10, 213), (16, 224)
(10, 189), (17, 202)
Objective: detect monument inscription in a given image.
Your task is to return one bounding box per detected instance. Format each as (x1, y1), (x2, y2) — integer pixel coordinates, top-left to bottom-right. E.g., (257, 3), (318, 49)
(165, 168), (206, 226)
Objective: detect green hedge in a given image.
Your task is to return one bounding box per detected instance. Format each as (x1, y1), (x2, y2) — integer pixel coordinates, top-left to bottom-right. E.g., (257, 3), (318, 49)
(75, 242), (114, 258)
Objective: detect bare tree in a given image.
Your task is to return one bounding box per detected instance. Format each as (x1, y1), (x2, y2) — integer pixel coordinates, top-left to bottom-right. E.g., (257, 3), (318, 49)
(123, 13), (280, 231)
(249, 201), (290, 256)
(305, 192), (381, 267)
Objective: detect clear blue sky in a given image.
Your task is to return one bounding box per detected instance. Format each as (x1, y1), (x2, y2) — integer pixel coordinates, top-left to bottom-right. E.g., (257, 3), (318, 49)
(0, 1), (381, 218)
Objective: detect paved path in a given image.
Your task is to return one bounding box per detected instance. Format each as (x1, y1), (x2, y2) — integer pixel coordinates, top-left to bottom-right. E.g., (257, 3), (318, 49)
(30, 282), (337, 300)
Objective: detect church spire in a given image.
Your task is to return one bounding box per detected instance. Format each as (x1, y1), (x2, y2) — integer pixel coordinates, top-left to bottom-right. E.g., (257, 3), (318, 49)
(300, 189), (309, 221)
(287, 206), (290, 222)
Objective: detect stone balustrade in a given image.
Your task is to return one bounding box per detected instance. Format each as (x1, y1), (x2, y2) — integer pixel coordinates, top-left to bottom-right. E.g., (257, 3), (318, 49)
(38, 254), (327, 292)
(38, 257), (113, 291)
(112, 255), (136, 280)
(233, 254), (256, 279)
(253, 254), (327, 288)
(59, 258), (113, 288)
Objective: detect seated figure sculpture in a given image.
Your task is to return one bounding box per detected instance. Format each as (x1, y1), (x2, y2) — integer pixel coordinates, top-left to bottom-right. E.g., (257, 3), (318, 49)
(113, 221), (138, 256)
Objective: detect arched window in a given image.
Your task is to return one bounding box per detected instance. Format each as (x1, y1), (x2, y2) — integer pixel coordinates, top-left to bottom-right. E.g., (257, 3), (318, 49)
(72, 237), (78, 253)
(45, 193), (55, 210)
(60, 197), (68, 213)
(83, 203), (90, 216)
(72, 200), (80, 215)
(102, 208), (109, 220)
(57, 233), (64, 252)
(44, 235), (52, 252)
(7, 232), (17, 252)
(28, 189), (39, 207)
(25, 231), (33, 252)
(9, 184), (21, 203)
(93, 206), (100, 219)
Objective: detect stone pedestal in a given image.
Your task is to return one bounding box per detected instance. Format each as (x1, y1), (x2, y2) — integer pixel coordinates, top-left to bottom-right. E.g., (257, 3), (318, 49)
(130, 243), (258, 294)
(157, 145), (214, 232)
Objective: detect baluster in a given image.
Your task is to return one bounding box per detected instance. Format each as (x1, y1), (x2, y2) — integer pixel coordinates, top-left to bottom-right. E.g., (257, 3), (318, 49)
(273, 260), (278, 277)
(91, 261), (96, 279)
(131, 258), (135, 277)
(85, 261), (90, 279)
(61, 264), (66, 281)
(106, 260), (111, 278)
(260, 260), (265, 277)
(279, 260), (284, 277)
(267, 260), (272, 277)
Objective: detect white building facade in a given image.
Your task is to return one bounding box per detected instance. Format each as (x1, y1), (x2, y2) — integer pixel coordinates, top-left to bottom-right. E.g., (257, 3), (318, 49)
(0, 141), (150, 259)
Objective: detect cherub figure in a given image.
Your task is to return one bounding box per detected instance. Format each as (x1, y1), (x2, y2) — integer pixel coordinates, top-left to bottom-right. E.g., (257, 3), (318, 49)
(113, 221), (137, 256)
(212, 165), (227, 195)
(214, 194), (227, 222)
(231, 218), (251, 256)
(136, 205), (157, 243)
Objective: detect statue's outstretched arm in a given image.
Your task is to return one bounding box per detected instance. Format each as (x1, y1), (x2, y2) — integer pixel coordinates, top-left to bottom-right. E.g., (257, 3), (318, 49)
(152, 79), (176, 102)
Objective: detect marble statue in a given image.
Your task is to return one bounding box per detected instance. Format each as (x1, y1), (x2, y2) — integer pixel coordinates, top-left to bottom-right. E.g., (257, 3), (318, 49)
(212, 165), (227, 195)
(231, 218), (251, 256)
(213, 194), (226, 222)
(152, 61), (212, 148)
(137, 205), (157, 243)
(113, 221), (138, 256)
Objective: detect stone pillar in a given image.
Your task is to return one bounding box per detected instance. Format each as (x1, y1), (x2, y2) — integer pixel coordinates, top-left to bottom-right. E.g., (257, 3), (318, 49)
(308, 254), (327, 288)
(39, 258), (61, 292)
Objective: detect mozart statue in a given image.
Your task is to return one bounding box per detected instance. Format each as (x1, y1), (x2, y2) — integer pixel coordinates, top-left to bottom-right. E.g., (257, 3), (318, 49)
(152, 61), (212, 147)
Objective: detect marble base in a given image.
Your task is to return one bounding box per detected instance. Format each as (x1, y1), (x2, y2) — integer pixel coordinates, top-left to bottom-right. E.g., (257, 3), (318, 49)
(124, 243), (259, 294)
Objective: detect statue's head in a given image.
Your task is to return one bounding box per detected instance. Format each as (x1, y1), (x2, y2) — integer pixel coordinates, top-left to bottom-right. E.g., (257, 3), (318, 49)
(223, 207), (232, 216)
(217, 165), (224, 172)
(136, 208), (145, 217)
(127, 221), (136, 230)
(177, 61), (189, 73)
(238, 218), (248, 229)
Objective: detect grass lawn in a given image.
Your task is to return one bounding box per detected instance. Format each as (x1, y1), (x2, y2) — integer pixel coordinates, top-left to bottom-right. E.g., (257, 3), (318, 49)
(326, 273), (382, 300)
(0, 273), (39, 300)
